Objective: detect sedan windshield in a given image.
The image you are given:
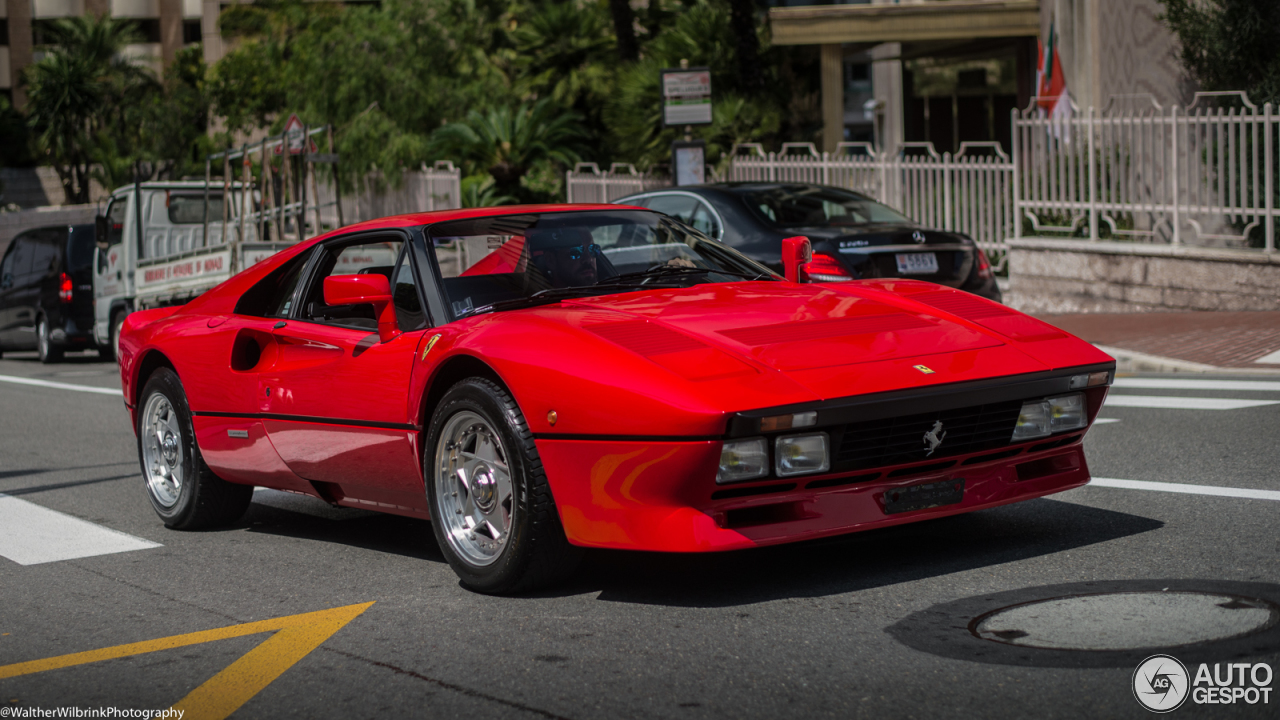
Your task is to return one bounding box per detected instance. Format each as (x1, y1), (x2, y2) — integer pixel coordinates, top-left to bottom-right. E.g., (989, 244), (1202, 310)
(429, 210), (778, 319)
(743, 185), (911, 228)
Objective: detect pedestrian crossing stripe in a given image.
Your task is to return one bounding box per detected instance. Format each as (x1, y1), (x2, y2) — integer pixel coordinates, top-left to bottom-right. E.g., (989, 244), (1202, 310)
(0, 602), (374, 720)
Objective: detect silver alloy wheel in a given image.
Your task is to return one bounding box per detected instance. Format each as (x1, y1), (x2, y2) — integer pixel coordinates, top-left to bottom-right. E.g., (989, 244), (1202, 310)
(434, 410), (515, 567)
(37, 318), (48, 358)
(141, 391), (184, 508)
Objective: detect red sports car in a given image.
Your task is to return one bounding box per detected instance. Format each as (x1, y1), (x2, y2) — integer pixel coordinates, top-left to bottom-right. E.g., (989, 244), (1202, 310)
(118, 205), (1113, 593)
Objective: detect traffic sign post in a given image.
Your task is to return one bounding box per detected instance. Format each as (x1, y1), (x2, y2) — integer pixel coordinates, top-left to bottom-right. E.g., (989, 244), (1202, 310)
(661, 68), (713, 127)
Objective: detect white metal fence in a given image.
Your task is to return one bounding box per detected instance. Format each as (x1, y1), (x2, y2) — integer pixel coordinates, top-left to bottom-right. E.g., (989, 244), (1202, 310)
(727, 142), (1015, 261)
(565, 90), (1278, 260)
(1013, 92), (1277, 251)
(564, 162), (673, 204)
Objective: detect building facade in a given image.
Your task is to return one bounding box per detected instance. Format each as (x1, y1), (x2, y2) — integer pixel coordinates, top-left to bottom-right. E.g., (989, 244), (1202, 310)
(2, 0), (204, 108)
(768, 0), (1190, 155)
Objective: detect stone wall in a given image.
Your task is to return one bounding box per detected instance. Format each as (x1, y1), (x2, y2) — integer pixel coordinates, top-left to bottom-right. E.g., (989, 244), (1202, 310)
(1005, 238), (1280, 313)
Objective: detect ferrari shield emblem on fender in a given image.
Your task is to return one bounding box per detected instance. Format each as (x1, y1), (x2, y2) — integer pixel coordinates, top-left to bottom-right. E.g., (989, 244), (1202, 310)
(922, 421), (946, 457)
(913, 365), (935, 374)
(421, 334), (442, 360)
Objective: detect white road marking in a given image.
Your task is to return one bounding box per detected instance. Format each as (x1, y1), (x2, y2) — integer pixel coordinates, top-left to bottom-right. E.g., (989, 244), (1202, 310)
(0, 374), (121, 396)
(0, 494), (161, 565)
(1103, 395), (1280, 410)
(1090, 478), (1280, 502)
(1114, 378), (1280, 392)
(1091, 418), (1121, 424)
(1255, 349), (1280, 364)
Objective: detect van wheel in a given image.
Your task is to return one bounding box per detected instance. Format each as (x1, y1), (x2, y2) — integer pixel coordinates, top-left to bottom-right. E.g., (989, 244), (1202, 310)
(37, 316), (63, 364)
(103, 311), (126, 363)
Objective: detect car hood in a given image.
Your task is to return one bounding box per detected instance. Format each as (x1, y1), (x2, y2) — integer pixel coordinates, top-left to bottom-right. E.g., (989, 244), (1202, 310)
(552, 280), (1063, 393)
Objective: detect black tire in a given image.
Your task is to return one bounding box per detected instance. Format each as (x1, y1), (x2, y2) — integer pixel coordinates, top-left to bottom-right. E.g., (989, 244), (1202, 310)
(36, 316), (63, 364)
(137, 367), (252, 529)
(103, 310), (126, 364)
(425, 377), (583, 594)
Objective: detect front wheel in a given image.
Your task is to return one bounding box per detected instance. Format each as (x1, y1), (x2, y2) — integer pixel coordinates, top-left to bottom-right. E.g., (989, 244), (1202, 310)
(425, 378), (582, 594)
(138, 367), (252, 529)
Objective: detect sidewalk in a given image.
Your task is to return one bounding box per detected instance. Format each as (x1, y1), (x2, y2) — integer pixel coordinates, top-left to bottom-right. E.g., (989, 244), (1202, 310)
(1035, 311), (1280, 375)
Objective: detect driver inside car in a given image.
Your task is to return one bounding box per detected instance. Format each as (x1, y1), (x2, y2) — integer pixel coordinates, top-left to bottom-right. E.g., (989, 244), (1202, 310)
(528, 227), (602, 288)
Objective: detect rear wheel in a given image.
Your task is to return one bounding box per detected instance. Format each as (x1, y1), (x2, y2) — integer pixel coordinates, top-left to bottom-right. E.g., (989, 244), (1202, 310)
(36, 316), (63, 364)
(102, 310), (126, 363)
(138, 367), (252, 529)
(425, 378), (582, 594)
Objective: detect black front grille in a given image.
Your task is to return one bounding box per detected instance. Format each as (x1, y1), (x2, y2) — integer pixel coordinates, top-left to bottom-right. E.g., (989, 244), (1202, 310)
(832, 399), (1023, 470)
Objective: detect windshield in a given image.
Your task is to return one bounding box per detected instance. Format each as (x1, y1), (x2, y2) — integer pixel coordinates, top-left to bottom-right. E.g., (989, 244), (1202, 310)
(429, 210), (778, 319)
(743, 185), (912, 228)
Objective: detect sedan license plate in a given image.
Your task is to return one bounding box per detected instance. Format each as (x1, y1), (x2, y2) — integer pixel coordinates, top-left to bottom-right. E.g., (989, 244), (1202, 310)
(895, 252), (939, 275)
(883, 478), (964, 514)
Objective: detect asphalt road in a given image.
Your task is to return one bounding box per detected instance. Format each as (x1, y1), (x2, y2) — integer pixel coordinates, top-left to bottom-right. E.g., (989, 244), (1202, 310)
(1, 350), (1277, 719)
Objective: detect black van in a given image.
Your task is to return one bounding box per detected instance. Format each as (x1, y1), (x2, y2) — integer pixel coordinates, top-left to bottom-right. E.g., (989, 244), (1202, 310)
(0, 224), (100, 362)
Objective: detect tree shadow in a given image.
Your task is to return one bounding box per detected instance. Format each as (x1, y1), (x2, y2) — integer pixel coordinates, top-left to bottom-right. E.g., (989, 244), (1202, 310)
(547, 499), (1164, 608)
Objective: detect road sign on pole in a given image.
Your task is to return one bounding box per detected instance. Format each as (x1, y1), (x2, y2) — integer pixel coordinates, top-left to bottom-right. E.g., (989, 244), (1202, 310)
(274, 114), (318, 155)
(662, 68), (712, 127)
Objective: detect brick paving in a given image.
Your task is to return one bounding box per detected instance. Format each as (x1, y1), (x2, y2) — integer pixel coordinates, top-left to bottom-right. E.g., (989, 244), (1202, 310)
(1035, 311), (1280, 369)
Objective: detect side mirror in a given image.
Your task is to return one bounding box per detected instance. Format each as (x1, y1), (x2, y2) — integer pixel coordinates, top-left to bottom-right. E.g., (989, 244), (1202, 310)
(323, 274), (401, 343)
(94, 216), (109, 250)
(781, 236), (812, 283)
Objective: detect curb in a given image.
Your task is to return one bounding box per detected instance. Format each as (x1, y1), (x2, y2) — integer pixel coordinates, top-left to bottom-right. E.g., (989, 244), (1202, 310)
(1095, 344), (1280, 376)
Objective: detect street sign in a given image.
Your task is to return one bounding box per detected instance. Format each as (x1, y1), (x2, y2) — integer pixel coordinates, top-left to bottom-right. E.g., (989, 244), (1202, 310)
(662, 68), (712, 126)
(274, 114), (318, 155)
(672, 140), (706, 186)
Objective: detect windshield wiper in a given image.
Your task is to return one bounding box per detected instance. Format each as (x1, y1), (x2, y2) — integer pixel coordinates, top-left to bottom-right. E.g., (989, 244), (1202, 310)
(611, 265), (773, 282)
(466, 282), (681, 317)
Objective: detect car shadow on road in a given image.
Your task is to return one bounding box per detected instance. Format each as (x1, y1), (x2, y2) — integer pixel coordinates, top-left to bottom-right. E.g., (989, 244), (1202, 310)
(553, 498), (1164, 608)
(239, 502), (446, 563)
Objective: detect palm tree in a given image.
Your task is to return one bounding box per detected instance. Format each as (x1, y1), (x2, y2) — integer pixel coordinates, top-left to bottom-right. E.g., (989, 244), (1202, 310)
(429, 99), (586, 200)
(24, 15), (152, 204)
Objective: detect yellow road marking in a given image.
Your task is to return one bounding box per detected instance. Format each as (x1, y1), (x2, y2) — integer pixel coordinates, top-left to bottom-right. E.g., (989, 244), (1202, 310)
(0, 602), (373, 720)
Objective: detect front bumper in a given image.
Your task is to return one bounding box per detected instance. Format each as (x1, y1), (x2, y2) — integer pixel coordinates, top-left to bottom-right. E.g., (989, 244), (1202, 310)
(538, 434), (1091, 552)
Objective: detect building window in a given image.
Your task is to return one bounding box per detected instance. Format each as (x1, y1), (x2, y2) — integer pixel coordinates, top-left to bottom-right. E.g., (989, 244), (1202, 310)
(136, 20), (163, 44)
(0, 19), (8, 47)
(183, 21), (202, 45)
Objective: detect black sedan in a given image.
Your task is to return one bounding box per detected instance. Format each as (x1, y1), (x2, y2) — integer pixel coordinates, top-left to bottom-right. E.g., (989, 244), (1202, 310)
(614, 183), (1000, 301)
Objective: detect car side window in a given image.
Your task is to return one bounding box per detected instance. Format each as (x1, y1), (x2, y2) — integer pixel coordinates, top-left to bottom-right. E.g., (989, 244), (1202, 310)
(391, 249), (427, 331)
(645, 194), (698, 224)
(4, 236), (34, 288)
(30, 234), (60, 278)
(688, 200), (720, 238)
(299, 238), (404, 330)
(104, 199), (127, 247)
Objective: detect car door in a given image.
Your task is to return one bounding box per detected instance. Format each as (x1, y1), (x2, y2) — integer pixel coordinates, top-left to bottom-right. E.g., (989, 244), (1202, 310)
(259, 232), (432, 506)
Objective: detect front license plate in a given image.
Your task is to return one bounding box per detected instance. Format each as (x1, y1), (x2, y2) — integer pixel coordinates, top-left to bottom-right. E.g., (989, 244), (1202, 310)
(895, 252), (939, 275)
(883, 478), (965, 514)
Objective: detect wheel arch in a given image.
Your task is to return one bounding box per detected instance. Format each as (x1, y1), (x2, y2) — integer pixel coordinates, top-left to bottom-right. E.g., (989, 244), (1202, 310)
(419, 353), (510, 427)
(133, 349), (177, 411)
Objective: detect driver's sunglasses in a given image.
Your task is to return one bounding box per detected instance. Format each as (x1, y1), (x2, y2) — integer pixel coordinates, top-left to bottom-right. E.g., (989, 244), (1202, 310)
(565, 244), (601, 261)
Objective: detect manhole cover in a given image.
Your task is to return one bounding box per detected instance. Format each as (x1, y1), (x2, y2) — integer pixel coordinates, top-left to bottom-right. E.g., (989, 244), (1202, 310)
(972, 592), (1275, 650)
(886, 580), (1280, 668)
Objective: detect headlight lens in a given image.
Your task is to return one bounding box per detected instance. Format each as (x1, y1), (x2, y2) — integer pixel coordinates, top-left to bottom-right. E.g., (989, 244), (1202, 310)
(717, 438), (769, 484)
(1011, 393), (1087, 442)
(775, 432), (830, 477)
